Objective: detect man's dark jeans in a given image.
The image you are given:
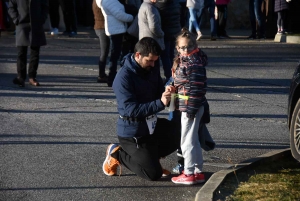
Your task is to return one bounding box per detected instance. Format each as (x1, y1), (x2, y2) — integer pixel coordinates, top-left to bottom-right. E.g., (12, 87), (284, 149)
(249, 0), (265, 37)
(198, 0), (216, 36)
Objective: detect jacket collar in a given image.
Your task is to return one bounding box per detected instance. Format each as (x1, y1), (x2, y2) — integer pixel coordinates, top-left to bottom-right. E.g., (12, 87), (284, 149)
(121, 54), (152, 78)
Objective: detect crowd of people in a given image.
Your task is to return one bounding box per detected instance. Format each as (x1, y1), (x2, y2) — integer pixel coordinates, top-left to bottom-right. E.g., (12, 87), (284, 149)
(1, 0), (294, 185)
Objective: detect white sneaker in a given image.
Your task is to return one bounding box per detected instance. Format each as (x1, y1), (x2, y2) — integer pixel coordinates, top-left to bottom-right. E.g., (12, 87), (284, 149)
(50, 28), (59, 35)
(196, 32), (202, 41)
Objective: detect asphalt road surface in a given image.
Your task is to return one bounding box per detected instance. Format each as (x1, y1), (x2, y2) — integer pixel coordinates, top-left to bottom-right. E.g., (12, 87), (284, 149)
(0, 30), (299, 201)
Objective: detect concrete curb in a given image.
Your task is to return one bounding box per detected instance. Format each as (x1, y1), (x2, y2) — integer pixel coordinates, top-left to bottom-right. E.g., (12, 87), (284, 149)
(195, 148), (291, 201)
(274, 34), (300, 44)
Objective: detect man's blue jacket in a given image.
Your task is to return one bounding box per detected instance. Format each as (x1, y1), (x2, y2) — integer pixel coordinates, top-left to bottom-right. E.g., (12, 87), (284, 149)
(112, 54), (165, 138)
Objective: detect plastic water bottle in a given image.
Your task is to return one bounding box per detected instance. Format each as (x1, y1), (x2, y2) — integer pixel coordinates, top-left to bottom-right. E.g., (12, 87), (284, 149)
(168, 93), (175, 112)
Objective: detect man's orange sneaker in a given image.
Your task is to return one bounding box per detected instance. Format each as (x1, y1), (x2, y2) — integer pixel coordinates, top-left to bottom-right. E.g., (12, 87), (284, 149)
(103, 144), (121, 176)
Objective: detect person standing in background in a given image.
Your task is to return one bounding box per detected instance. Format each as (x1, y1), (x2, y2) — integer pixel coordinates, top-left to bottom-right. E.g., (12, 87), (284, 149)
(8, 0), (48, 87)
(274, 0), (290, 34)
(138, 0), (164, 76)
(59, 0), (78, 37)
(138, 0), (165, 50)
(156, 0), (181, 81)
(179, 0), (188, 28)
(215, 0), (230, 38)
(48, 0), (60, 35)
(119, 0), (141, 60)
(96, 0), (133, 87)
(248, 0), (265, 39)
(187, 0), (202, 40)
(197, 0), (217, 41)
(92, 0), (110, 83)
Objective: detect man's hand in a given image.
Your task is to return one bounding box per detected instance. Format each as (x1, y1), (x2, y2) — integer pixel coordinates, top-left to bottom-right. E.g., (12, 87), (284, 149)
(161, 86), (176, 106)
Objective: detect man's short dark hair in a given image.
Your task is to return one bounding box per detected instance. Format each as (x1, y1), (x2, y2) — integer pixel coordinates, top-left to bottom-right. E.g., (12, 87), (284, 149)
(134, 37), (162, 57)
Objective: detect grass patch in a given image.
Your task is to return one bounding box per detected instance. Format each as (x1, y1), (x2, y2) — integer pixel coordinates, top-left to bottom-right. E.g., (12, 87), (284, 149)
(215, 155), (300, 201)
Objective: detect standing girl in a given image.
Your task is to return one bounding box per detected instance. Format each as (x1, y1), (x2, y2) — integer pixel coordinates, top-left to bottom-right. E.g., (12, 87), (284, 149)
(171, 28), (208, 185)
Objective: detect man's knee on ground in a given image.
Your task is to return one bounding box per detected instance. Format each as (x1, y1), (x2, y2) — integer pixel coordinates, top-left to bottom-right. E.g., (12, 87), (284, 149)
(143, 168), (162, 181)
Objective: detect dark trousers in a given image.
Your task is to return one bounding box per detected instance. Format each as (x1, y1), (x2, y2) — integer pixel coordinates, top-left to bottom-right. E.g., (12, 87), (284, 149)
(121, 33), (138, 60)
(58, 0), (77, 32)
(95, 29), (110, 77)
(198, 0), (216, 36)
(160, 36), (176, 79)
(215, 5), (228, 37)
(277, 9), (288, 31)
(249, 0), (265, 37)
(49, 0), (60, 28)
(117, 118), (181, 181)
(179, 2), (188, 28)
(108, 33), (124, 84)
(17, 46), (40, 80)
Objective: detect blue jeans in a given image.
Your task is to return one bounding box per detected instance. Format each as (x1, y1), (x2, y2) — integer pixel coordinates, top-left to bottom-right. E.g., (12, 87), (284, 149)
(249, 0), (265, 37)
(197, 0), (216, 36)
(188, 8), (200, 32)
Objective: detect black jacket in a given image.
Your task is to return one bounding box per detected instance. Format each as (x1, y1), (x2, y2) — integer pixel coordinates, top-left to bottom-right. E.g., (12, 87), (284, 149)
(8, 0), (48, 46)
(112, 54), (165, 137)
(156, 0), (181, 38)
(274, 0), (289, 12)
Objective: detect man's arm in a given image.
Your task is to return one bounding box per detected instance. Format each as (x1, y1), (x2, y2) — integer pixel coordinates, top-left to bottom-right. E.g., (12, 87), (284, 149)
(113, 73), (167, 118)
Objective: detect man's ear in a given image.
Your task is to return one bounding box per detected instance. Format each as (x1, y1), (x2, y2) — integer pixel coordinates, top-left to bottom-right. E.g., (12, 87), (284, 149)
(135, 52), (141, 59)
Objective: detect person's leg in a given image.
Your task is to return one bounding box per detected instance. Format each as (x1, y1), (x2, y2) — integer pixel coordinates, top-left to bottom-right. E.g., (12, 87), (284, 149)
(117, 118), (180, 181)
(281, 9), (288, 32)
(207, 1), (216, 38)
(179, 2), (188, 28)
(254, 0), (265, 38)
(168, 110), (184, 172)
(58, 0), (70, 33)
(248, 0), (256, 38)
(118, 136), (163, 181)
(28, 46), (40, 85)
(160, 37), (172, 80)
(17, 46), (27, 80)
(180, 107), (204, 175)
(108, 33), (123, 87)
(69, 0), (77, 33)
(277, 11), (282, 33)
(188, 7), (201, 39)
(49, 0), (60, 29)
(217, 5), (228, 37)
(95, 29), (110, 79)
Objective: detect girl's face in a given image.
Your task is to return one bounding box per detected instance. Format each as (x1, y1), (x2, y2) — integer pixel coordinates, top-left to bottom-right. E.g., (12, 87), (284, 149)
(176, 37), (195, 56)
